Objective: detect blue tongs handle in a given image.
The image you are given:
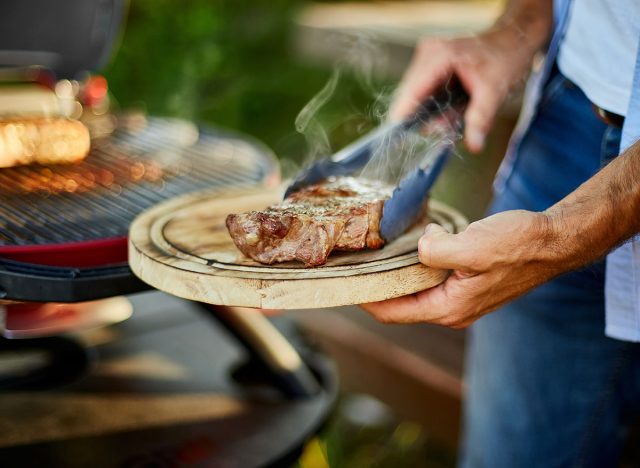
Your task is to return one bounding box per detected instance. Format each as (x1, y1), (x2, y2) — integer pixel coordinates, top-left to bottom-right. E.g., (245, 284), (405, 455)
(379, 142), (455, 242)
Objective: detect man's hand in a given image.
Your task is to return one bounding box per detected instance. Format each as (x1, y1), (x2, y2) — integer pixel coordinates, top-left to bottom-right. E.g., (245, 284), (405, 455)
(391, 0), (552, 152)
(361, 210), (560, 328)
(362, 140), (640, 328)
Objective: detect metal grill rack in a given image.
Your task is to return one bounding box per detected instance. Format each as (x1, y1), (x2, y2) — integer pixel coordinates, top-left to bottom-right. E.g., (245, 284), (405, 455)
(0, 116), (278, 246)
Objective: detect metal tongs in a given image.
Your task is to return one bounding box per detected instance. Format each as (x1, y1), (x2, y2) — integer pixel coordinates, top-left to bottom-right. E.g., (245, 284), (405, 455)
(284, 78), (469, 242)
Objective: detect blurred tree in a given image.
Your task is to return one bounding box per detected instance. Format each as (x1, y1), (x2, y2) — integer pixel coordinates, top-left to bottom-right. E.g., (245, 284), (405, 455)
(104, 0), (385, 163)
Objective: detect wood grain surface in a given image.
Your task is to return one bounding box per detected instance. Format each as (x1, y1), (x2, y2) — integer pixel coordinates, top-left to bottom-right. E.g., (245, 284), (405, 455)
(129, 184), (467, 309)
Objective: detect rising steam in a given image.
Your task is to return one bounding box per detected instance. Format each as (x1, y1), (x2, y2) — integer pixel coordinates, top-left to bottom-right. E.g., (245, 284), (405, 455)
(294, 33), (463, 186)
(294, 68), (341, 161)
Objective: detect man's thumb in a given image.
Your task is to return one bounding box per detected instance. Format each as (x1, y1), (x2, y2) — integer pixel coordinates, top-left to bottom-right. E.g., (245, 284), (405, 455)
(418, 223), (464, 269)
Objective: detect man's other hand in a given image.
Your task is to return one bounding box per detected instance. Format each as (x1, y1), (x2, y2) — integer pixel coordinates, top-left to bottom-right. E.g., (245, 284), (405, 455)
(361, 211), (564, 328)
(390, 1), (553, 153)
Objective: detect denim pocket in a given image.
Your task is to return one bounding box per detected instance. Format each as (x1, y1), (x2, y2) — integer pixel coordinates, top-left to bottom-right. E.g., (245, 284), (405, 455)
(600, 125), (622, 167)
(536, 72), (571, 114)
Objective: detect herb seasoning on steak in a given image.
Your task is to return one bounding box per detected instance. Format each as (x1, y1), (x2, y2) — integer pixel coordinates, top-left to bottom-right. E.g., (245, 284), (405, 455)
(225, 177), (392, 266)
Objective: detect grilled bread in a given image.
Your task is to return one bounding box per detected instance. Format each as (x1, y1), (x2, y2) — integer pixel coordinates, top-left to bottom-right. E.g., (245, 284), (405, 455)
(0, 117), (90, 168)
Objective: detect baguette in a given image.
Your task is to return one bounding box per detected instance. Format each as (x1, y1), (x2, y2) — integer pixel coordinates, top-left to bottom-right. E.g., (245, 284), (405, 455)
(0, 117), (90, 168)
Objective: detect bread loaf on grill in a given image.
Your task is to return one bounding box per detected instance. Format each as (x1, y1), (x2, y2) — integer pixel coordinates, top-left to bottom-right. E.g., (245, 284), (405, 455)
(0, 117), (90, 168)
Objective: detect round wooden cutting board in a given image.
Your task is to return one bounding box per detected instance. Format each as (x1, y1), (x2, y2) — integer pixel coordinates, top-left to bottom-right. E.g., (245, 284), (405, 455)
(129, 185), (468, 309)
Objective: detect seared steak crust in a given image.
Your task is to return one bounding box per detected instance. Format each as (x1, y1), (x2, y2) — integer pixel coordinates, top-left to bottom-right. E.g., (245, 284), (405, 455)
(226, 177), (391, 266)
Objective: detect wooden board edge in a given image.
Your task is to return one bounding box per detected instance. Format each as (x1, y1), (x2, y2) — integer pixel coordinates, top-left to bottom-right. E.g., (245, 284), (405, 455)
(129, 234), (449, 309)
(128, 237), (264, 307)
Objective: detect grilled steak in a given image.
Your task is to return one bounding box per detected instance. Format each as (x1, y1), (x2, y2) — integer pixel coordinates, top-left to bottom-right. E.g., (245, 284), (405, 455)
(226, 177), (392, 266)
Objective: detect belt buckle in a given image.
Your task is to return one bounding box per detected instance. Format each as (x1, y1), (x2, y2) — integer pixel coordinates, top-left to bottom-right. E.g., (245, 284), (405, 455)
(592, 104), (625, 128)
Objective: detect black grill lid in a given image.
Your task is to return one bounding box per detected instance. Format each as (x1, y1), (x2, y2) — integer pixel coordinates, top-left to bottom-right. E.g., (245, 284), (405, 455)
(0, 0), (125, 78)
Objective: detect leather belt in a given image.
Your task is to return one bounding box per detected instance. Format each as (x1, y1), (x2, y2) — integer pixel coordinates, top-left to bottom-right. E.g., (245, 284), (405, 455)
(592, 104), (625, 128)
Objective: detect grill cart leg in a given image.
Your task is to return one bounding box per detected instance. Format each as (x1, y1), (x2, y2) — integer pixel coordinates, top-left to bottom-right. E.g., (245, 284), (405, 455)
(0, 336), (93, 390)
(198, 305), (321, 399)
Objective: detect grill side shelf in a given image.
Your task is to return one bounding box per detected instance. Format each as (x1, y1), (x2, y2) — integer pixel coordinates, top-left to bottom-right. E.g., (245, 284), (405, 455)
(0, 259), (149, 302)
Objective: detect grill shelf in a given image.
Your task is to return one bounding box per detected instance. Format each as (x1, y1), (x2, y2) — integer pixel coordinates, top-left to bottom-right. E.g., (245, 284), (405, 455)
(0, 258), (145, 302)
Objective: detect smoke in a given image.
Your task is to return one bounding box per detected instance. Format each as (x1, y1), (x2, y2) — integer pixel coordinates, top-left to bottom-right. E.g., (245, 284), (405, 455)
(293, 32), (392, 165)
(294, 68), (341, 161)
(360, 128), (458, 185)
(293, 33), (463, 186)
(340, 32), (390, 100)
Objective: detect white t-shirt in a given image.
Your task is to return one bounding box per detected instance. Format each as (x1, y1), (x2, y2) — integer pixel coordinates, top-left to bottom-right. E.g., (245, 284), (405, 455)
(558, 0), (640, 116)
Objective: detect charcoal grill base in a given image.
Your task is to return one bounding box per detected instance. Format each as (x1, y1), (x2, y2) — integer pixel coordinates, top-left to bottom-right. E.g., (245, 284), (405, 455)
(0, 292), (338, 468)
(0, 336), (93, 390)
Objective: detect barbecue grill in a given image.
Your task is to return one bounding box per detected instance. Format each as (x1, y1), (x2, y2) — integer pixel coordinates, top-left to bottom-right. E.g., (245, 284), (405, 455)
(0, 115), (278, 302)
(1, 0), (332, 432)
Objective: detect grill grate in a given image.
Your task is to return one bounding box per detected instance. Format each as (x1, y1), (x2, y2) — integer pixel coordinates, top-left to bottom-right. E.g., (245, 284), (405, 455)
(0, 116), (278, 246)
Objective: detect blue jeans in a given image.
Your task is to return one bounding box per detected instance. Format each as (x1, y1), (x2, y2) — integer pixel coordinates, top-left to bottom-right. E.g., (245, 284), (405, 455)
(460, 71), (640, 467)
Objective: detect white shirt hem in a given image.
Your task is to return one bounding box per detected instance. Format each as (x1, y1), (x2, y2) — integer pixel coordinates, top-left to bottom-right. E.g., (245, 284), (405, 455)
(605, 324), (640, 342)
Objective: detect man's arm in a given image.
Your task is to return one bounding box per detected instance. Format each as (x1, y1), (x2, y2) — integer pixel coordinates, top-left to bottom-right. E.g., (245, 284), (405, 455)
(361, 140), (640, 327)
(546, 140), (640, 268)
(391, 0), (553, 152)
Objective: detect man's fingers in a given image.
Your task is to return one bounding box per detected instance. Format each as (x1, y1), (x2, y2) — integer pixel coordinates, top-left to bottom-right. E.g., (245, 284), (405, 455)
(461, 80), (503, 153)
(259, 308), (284, 316)
(418, 223), (468, 269)
(361, 282), (451, 324)
(362, 273), (487, 328)
(389, 41), (453, 120)
(390, 71), (448, 121)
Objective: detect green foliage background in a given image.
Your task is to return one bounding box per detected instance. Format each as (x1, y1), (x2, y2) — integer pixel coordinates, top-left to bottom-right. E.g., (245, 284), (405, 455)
(104, 0), (386, 165)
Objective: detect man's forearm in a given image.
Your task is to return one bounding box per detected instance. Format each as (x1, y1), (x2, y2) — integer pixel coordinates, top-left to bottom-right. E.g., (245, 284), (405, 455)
(545, 139), (640, 269)
(493, 0), (553, 55)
